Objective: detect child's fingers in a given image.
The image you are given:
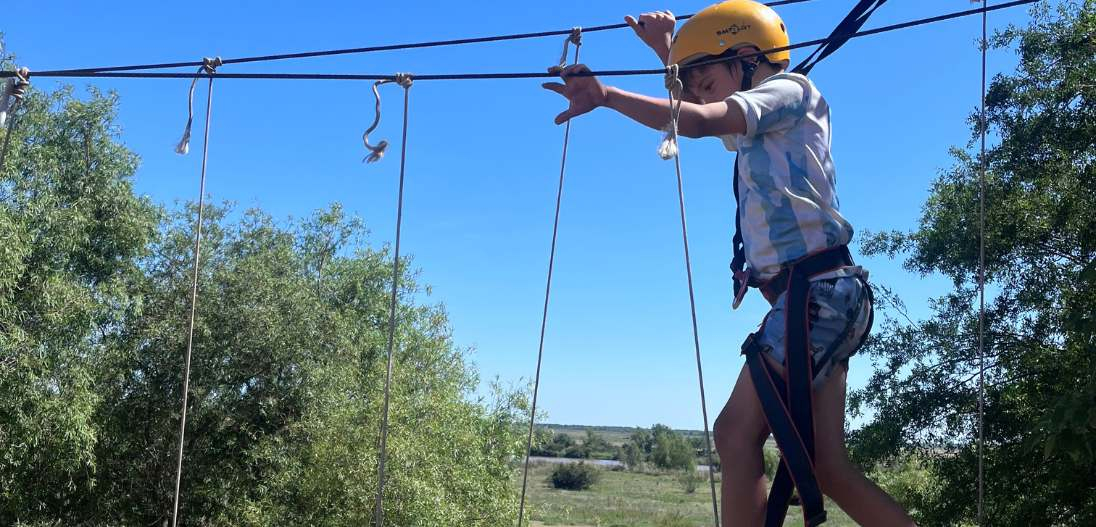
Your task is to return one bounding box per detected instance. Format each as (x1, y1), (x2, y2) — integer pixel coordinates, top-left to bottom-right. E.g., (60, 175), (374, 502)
(560, 64), (591, 78)
(554, 109), (576, 125)
(624, 15), (641, 33)
(541, 82), (567, 95)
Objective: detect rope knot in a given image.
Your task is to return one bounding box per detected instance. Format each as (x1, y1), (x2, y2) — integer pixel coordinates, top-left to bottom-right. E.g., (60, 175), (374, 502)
(664, 63), (683, 97)
(1, 67), (32, 129)
(558, 27), (583, 68)
(201, 56), (222, 74)
(569, 27), (583, 46)
(658, 64), (684, 160)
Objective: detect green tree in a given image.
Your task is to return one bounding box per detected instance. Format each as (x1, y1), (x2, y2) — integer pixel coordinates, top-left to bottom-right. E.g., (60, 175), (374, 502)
(0, 52), (527, 525)
(850, 2), (1096, 524)
(0, 75), (159, 522)
(650, 424), (695, 471)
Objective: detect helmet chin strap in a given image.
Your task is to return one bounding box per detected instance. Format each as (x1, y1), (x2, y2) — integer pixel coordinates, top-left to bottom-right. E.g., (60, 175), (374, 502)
(740, 58), (759, 91)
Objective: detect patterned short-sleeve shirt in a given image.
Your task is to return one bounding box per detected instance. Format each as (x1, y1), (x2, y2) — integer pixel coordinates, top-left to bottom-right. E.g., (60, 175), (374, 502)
(721, 72), (854, 280)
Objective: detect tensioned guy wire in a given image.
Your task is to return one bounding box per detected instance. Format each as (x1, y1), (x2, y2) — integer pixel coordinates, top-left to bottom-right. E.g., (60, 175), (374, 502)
(37, 0), (812, 75)
(2, 0), (1037, 84)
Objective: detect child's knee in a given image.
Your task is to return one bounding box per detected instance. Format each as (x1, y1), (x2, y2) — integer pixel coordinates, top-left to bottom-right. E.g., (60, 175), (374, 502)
(713, 412), (764, 454)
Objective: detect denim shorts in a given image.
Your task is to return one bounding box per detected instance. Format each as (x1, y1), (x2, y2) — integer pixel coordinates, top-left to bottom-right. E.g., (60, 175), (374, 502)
(751, 274), (873, 388)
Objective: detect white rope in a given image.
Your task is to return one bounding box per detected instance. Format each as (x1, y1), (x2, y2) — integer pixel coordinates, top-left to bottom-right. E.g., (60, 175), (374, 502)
(362, 73), (413, 163)
(175, 57), (222, 155)
(662, 62), (720, 527)
(658, 64), (683, 160)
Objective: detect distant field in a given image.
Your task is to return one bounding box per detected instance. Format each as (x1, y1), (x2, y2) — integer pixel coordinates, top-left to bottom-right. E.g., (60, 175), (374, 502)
(539, 423), (715, 446)
(516, 463), (857, 527)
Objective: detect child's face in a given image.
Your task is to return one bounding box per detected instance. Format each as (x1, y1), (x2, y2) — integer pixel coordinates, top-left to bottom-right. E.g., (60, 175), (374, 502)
(685, 62), (739, 104)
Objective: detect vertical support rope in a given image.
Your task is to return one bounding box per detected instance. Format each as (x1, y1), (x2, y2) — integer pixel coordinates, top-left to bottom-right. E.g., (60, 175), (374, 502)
(171, 58), (218, 527)
(516, 28), (581, 527)
(664, 64), (721, 527)
(977, 1), (988, 525)
(373, 73), (414, 527)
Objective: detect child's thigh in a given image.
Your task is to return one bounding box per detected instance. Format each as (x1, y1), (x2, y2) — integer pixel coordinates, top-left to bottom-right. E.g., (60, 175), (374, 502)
(716, 365), (771, 446)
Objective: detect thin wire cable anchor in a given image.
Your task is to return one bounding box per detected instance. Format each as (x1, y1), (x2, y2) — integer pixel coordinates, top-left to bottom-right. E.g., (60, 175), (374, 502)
(362, 73), (413, 163)
(516, 28), (582, 527)
(373, 73), (413, 527)
(170, 57), (218, 527)
(662, 62), (720, 527)
(175, 57), (222, 155)
(0, 67), (31, 171)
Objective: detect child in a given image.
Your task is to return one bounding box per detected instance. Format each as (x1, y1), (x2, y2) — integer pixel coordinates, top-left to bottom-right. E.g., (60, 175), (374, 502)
(543, 1), (917, 526)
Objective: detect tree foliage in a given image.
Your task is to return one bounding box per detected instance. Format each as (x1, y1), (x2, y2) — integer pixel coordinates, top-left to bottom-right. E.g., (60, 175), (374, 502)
(0, 57), (526, 526)
(850, 2), (1096, 524)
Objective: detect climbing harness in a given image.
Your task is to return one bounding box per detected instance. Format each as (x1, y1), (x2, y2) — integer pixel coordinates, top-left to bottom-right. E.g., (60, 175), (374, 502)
(0, 67), (30, 171)
(662, 63), (721, 527)
(741, 246), (874, 527)
(171, 56), (220, 527)
(516, 28), (582, 527)
(372, 72), (414, 527)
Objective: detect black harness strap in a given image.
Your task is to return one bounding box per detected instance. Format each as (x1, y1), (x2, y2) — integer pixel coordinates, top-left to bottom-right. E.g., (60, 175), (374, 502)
(742, 245), (856, 527)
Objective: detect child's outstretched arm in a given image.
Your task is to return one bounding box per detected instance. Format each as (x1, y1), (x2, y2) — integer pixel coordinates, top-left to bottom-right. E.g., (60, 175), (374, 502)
(542, 64), (746, 138)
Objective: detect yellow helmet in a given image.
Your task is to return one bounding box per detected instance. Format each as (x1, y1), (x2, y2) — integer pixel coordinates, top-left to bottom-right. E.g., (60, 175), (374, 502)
(669, 0), (790, 67)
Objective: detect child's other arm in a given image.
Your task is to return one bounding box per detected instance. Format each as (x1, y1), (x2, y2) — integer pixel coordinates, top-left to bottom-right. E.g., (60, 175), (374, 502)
(542, 64), (745, 138)
(625, 11), (675, 66)
(604, 86), (745, 138)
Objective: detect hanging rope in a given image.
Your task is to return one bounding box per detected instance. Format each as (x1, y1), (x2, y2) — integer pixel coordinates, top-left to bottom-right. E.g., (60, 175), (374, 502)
(0, 67), (31, 172)
(362, 80), (392, 163)
(516, 27), (581, 527)
(662, 63), (720, 527)
(372, 72), (414, 527)
(170, 56), (220, 527)
(977, 1), (988, 524)
(175, 57), (223, 155)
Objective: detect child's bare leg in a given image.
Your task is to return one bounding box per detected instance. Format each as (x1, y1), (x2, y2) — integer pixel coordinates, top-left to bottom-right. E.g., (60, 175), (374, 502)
(713, 365), (771, 527)
(814, 364), (917, 526)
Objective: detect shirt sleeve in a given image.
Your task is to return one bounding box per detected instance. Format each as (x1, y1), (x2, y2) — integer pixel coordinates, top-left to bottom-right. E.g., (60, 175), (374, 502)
(726, 74), (811, 138)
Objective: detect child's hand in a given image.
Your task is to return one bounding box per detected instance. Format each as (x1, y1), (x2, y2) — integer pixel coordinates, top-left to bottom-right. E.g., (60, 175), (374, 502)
(625, 11), (675, 64)
(542, 64), (609, 125)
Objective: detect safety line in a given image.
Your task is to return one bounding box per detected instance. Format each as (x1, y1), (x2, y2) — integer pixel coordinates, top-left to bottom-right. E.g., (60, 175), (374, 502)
(38, 0), (813, 75)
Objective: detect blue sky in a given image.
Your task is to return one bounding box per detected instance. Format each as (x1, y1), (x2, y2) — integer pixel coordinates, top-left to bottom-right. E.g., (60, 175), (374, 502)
(3, 1), (1038, 430)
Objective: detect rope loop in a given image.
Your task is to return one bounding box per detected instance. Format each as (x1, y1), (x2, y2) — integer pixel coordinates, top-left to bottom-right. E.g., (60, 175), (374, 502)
(664, 63), (683, 98)
(362, 80), (391, 163)
(558, 27), (583, 68)
(658, 64), (684, 160)
(175, 58), (220, 155)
